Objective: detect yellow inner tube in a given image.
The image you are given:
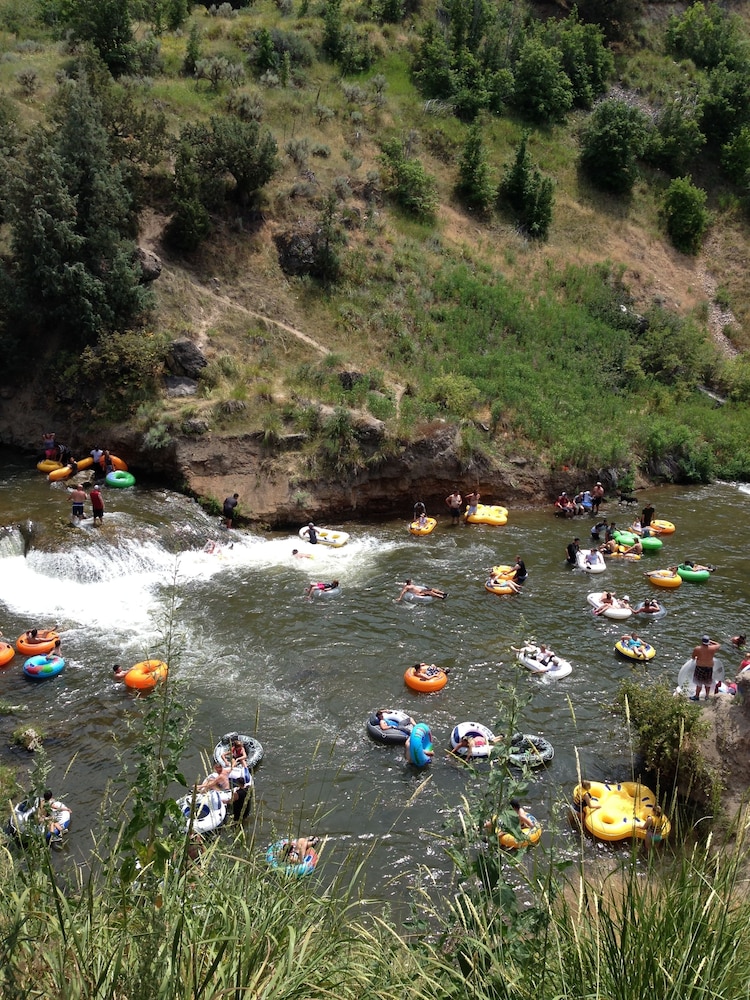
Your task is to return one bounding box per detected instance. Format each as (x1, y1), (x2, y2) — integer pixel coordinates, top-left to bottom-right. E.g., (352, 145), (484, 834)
(498, 822), (542, 849)
(573, 780), (671, 842)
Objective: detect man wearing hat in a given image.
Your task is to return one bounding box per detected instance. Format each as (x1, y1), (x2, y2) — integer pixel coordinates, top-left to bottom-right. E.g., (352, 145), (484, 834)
(691, 634), (721, 701)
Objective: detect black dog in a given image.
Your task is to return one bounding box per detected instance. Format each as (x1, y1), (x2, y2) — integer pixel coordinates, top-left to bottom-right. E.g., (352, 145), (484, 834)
(618, 494), (638, 505)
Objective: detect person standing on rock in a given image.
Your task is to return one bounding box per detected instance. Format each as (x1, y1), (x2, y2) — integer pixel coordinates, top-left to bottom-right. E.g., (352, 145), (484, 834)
(223, 493), (239, 530)
(691, 634), (721, 701)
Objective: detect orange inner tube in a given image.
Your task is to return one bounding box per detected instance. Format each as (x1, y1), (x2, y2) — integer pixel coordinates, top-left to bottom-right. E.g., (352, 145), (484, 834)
(125, 659), (169, 690)
(404, 666), (448, 692)
(16, 630), (60, 656)
(0, 642), (15, 667)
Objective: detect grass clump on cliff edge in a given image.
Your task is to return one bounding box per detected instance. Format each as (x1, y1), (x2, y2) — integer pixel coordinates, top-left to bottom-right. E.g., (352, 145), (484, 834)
(613, 677), (719, 808)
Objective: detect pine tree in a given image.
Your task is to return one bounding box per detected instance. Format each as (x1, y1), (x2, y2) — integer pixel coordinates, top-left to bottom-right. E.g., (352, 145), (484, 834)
(456, 119), (495, 214)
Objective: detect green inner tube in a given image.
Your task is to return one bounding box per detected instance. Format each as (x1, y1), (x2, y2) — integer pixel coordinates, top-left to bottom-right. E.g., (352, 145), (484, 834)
(677, 563), (711, 582)
(106, 470), (135, 488)
(613, 530), (636, 546)
(640, 535), (663, 550)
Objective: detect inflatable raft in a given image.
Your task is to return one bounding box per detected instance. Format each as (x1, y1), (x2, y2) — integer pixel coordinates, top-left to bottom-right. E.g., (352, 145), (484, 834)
(677, 563), (712, 582)
(465, 504), (508, 526)
(406, 722), (433, 767)
(646, 569), (682, 589)
(404, 665), (448, 692)
(16, 630), (59, 656)
(214, 732), (264, 773)
(676, 657), (724, 698)
(615, 638), (656, 661)
(516, 645), (572, 680)
(450, 721), (496, 759)
(266, 839), (319, 876)
(576, 549), (606, 574)
(409, 517), (436, 536)
(298, 526), (349, 547)
(509, 732), (555, 767)
(366, 710), (413, 745)
(23, 654), (65, 680)
(177, 790), (226, 834)
(572, 780), (670, 842)
(587, 593), (632, 620)
(125, 660), (168, 691)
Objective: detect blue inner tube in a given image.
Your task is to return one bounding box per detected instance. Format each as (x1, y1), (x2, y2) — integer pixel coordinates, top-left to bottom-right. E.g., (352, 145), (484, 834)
(266, 839), (318, 876)
(407, 722), (433, 767)
(23, 654), (65, 679)
(106, 470), (135, 488)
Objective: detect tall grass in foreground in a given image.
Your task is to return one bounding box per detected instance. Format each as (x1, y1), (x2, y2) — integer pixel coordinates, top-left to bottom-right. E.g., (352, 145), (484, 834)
(3, 659), (750, 999)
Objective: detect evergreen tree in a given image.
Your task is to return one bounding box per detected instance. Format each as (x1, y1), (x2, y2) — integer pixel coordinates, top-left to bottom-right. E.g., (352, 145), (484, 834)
(7, 80), (149, 345)
(65, 0), (135, 76)
(7, 130), (98, 340)
(498, 131), (554, 240)
(323, 0), (343, 60)
(456, 119), (495, 214)
(183, 22), (201, 77)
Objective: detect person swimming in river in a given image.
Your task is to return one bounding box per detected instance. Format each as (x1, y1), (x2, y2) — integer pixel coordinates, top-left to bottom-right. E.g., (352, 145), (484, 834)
(397, 580), (447, 601)
(304, 580), (339, 599)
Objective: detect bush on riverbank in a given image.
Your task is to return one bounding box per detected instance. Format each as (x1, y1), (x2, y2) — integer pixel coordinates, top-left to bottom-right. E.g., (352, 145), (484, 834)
(613, 677), (720, 807)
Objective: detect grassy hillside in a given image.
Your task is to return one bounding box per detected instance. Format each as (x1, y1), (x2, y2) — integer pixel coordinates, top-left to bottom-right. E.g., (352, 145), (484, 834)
(2, 0), (750, 481)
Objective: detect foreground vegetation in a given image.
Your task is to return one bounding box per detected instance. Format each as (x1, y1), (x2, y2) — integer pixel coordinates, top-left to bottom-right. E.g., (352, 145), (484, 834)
(2, 674), (750, 999)
(3, 0), (750, 481)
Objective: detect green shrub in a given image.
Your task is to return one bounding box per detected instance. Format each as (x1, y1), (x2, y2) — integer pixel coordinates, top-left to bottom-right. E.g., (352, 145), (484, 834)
(511, 36), (573, 124)
(663, 175), (709, 255)
(721, 124), (750, 183)
(665, 0), (744, 70)
(379, 136), (437, 219)
(425, 372), (481, 417)
(78, 330), (168, 419)
(580, 98), (650, 194)
(645, 93), (706, 175)
(613, 677), (716, 801)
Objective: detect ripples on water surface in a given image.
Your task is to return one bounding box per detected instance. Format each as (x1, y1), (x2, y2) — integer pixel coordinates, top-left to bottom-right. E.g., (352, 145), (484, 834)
(1, 454), (749, 902)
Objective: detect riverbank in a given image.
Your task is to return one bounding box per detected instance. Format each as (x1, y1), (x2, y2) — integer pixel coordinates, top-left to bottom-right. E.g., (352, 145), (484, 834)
(0, 393), (647, 527)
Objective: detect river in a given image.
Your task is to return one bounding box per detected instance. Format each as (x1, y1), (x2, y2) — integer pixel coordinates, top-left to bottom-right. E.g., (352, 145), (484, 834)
(1, 450), (748, 903)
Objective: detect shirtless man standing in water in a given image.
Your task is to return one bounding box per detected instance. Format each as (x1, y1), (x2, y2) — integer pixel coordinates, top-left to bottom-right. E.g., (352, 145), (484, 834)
(445, 488), (462, 524)
(691, 635), (721, 701)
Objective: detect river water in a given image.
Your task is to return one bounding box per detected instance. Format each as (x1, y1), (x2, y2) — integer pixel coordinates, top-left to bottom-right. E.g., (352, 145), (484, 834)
(1, 450), (748, 902)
